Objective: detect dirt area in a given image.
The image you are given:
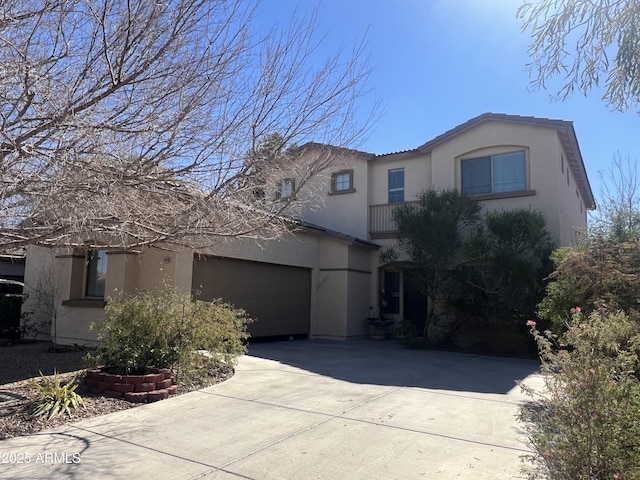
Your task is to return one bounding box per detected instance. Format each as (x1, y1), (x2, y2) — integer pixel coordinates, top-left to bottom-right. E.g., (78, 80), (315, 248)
(0, 341), (233, 440)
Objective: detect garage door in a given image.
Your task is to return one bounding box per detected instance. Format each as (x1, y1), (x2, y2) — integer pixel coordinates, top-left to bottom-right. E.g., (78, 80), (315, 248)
(192, 255), (311, 338)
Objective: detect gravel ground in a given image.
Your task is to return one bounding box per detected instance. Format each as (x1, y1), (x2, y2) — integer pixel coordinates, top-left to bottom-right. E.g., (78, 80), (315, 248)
(0, 341), (233, 440)
(0, 341), (88, 385)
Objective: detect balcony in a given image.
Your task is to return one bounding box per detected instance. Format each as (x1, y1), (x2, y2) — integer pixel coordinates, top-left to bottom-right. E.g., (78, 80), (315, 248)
(369, 201), (418, 239)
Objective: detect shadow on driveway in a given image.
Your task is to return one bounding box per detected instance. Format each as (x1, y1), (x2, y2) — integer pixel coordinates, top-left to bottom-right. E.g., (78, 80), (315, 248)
(247, 338), (540, 395)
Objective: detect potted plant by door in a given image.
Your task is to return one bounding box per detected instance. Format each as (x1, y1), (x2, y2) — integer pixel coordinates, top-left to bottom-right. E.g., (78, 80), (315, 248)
(366, 308), (394, 340)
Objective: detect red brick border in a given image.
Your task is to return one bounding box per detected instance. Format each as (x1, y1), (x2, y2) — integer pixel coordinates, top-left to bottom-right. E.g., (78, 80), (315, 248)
(84, 367), (177, 404)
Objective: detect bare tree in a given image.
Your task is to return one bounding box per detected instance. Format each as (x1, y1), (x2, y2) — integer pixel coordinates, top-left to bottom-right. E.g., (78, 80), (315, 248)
(518, 0), (640, 112)
(0, 0), (376, 250)
(590, 152), (640, 242)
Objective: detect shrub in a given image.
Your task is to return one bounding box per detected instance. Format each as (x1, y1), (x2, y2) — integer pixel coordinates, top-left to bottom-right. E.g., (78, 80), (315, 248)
(457, 208), (554, 324)
(23, 371), (84, 420)
(538, 237), (640, 333)
(520, 310), (640, 480)
(393, 319), (419, 348)
(393, 188), (481, 342)
(86, 288), (251, 377)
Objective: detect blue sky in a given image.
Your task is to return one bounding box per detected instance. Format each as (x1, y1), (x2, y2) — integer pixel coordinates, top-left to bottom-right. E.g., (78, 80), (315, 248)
(256, 0), (639, 203)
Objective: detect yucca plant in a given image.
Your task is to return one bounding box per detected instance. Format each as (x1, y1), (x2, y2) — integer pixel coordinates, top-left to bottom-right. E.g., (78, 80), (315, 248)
(23, 370), (84, 420)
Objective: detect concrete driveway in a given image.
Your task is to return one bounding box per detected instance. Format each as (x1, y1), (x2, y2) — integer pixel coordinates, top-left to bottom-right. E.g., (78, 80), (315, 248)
(0, 340), (542, 479)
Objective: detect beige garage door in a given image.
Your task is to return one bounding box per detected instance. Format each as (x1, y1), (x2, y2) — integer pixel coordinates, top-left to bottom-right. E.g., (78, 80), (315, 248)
(192, 255), (311, 338)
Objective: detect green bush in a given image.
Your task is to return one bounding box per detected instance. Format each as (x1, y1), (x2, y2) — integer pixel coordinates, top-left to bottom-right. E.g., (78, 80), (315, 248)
(520, 309), (640, 480)
(393, 319), (419, 347)
(457, 208), (554, 324)
(23, 371), (84, 420)
(539, 237), (640, 333)
(86, 288), (251, 376)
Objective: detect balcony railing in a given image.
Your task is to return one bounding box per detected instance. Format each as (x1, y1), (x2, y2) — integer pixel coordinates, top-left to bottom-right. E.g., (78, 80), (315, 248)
(369, 201), (419, 239)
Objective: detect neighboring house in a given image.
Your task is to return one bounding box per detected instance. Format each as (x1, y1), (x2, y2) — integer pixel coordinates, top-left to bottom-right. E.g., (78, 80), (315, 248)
(0, 249), (26, 282)
(22, 113), (595, 346)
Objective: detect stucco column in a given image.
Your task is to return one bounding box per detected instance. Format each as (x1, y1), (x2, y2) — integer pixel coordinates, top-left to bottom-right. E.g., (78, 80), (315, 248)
(105, 250), (140, 299)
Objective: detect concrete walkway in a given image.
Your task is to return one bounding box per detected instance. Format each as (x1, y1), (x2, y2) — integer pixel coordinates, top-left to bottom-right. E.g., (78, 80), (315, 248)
(0, 340), (543, 479)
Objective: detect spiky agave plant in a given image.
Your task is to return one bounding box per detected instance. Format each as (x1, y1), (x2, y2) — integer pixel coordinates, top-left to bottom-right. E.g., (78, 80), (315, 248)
(23, 370), (84, 419)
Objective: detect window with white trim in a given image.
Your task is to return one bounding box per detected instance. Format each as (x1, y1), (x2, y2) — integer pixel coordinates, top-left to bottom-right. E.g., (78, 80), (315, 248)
(461, 150), (526, 195)
(85, 250), (108, 298)
(276, 178), (295, 200)
(388, 168), (405, 203)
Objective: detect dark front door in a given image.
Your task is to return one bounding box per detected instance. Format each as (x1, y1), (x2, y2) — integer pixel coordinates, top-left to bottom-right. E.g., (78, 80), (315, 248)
(403, 271), (426, 334)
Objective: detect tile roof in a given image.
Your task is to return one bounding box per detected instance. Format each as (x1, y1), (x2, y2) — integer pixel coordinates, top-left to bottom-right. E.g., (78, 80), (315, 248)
(374, 112), (596, 210)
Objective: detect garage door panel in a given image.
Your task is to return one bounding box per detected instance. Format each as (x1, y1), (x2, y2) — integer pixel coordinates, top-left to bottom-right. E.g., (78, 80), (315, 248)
(192, 256), (310, 337)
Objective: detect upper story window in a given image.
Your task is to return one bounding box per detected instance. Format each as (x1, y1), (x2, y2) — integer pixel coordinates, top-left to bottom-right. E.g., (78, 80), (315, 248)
(276, 178), (295, 200)
(388, 168), (405, 203)
(461, 150), (526, 195)
(85, 250), (108, 298)
(331, 170), (354, 194)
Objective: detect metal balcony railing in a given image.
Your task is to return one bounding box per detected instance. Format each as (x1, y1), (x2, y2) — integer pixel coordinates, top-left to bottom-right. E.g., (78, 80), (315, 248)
(368, 201), (419, 239)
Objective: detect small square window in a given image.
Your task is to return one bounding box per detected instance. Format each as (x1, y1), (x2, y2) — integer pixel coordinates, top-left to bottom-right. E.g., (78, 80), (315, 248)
(276, 178), (295, 200)
(330, 170), (354, 194)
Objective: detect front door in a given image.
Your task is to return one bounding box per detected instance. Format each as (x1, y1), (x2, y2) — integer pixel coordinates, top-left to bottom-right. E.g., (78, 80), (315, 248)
(380, 266), (427, 332)
(403, 271), (426, 334)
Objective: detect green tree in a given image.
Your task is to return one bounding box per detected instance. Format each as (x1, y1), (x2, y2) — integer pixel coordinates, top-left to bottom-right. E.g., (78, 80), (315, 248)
(460, 208), (555, 323)
(518, 0), (640, 112)
(393, 189), (480, 342)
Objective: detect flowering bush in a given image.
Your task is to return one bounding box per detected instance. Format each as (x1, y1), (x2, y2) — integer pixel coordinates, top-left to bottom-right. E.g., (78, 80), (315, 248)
(519, 308), (640, 479)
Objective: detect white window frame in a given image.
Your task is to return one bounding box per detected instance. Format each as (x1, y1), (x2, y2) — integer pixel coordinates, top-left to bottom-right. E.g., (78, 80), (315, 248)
(388, 168), (405, 203)
(276, 178), (295, 200)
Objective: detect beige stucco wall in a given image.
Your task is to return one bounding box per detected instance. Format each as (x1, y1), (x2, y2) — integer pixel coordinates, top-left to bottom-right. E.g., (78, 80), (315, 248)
(21, 246), (57, 341)
(428, 120), (587, 245)
(365, 120), (587, 246)
(314, 237), (349, 339)
(314, 239), (375, 339)
(22, 244), (205, 346)
(198, 232), (321, 269)
(368, 152), (432, 206)
(345, 240), (373, 337)
(294, 156), (371, 239)
(555, 141), (589, 245)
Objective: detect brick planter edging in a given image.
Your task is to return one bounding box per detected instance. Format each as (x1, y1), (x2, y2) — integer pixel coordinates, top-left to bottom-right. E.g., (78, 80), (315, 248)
(84, 367), (178, 403)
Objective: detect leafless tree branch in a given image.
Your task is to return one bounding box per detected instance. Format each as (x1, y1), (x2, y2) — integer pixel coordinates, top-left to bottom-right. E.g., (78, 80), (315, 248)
(0, 0), (377, 249)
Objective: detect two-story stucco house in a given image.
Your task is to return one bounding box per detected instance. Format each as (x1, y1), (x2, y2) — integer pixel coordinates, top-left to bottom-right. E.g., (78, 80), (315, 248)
(22, 113), (595, 345)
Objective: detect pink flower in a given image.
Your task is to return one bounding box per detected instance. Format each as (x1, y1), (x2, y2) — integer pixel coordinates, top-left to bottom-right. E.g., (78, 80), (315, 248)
(542, 451), (551, 459)
(526, 320), (537, 327)
(614, 472), (623, 480)
(570, 306), (583, 314)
